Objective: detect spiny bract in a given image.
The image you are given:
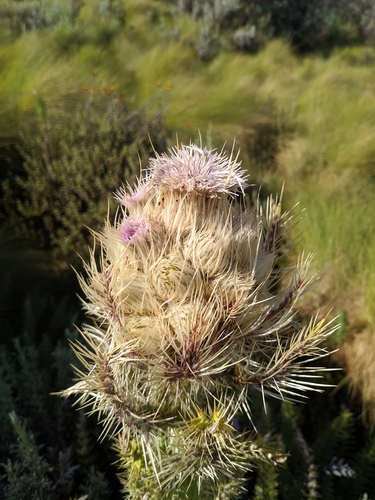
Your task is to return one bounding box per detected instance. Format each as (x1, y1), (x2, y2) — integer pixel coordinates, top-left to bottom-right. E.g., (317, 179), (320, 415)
(62, 143), (336, 499)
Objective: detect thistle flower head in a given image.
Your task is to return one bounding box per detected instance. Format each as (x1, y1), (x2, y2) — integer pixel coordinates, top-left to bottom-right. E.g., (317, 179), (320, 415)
(148, 144), (248, 197)
(62, 142), (337, 498)
(116, 144), (249, 209)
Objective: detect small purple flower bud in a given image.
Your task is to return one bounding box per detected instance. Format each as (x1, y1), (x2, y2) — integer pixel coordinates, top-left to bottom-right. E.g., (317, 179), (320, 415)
(121, 217), (148, 246)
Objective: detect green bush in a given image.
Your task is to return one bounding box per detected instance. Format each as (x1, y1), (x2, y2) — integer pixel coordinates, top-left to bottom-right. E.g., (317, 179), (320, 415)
(0, 84), (170, 269)
(49, 0), (126, 55)
(169, 0), (273, 57)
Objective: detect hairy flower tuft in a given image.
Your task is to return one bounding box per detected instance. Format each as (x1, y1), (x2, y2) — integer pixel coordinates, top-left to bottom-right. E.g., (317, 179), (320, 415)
(115, 144), (249, 209)
(148, 144), (248, 197)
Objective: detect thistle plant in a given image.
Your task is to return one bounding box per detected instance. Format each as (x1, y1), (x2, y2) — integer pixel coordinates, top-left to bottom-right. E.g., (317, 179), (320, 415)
(62, 143), (336, 499)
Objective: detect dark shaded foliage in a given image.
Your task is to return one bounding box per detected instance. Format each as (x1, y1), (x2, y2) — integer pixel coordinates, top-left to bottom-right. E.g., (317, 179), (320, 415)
(168, 0), (375, 54)
(0, 84), (170, 270)
(0, 232), (121, 499)
(246, 372), (375, 500)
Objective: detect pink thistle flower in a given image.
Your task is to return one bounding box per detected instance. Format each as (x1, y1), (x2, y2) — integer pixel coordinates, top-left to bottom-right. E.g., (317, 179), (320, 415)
(148, 144), (248, 197)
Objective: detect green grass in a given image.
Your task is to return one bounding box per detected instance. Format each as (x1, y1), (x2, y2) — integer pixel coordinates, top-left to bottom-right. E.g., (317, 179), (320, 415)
(285, 175), (375, 318)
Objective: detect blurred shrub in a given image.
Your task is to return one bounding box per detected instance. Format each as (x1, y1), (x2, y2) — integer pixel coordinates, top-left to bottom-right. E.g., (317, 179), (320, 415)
(360, 3), (375, 43)
(232, 24), (257, 51)
(0, 84), (169, 270)
(339, 46), (375, 66)
(170, 0), (273, 57)
(167, 0), (375, 53)
(0, 0), (125, 45)
(49, 20), (90, 53)
(259, 0), (369, 51)
(78, 0), (125, 24)
(50, 18), (122, 54)
(59, 0), (126, 51)
(194, 24), (220, 60)
(0, 0), (77, 36)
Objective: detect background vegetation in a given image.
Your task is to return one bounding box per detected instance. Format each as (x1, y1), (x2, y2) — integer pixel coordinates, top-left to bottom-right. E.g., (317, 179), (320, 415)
(1, 0), (375, 498)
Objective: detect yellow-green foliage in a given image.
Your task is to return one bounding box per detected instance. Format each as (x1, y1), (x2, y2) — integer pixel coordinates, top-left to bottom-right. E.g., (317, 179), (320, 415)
(271, 50), (375, 312)
(135, 40), (295, 130)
